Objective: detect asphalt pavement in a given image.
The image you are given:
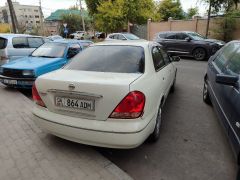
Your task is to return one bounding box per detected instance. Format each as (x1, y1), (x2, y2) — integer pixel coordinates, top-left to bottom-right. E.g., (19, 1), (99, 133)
(98, 59), (238, 180)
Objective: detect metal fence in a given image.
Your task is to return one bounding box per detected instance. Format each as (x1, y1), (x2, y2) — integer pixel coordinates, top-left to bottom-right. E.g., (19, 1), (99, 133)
(130, 24), (147, 40)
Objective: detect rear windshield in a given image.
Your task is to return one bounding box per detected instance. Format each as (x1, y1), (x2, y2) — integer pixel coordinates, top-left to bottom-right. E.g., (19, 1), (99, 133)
(65, 45), (145, 73)
(0, 37), (7, 49)
(31, 42), (67, 58)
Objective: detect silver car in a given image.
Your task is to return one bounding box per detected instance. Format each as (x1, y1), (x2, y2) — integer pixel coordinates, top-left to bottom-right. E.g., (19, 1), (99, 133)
(105, 33), (141, 41)
(0, 34), (46, 66)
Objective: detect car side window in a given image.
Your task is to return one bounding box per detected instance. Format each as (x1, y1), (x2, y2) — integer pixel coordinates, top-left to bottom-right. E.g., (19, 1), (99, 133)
(152, 46), (165, 71)
(28, 37), (44, 48)
(213, 43), (237, 71)
(225, 44), (240, 75)
(165, 33), (176, 40)
(176, 33), (189, 40)
(158, 33), (166, 39)
(12, 37), (28, 48)
(160, 48), (171, 64)
(118, 34), (125, 40)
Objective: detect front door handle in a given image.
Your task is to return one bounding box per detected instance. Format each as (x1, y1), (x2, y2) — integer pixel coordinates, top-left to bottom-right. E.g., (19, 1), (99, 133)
(163, 77), (165, 80)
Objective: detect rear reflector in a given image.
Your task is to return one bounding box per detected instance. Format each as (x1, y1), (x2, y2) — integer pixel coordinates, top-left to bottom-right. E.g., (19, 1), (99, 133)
(32, 83), (46, 107)
(109, 91), (145, 119)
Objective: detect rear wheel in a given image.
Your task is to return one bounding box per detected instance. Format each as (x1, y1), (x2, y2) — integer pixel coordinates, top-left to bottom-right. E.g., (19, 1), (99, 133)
(170, 72), (177, 93)
(149, 105), (162, 142)
(193, 48), (206, 61)
(203, 80), (212, 105)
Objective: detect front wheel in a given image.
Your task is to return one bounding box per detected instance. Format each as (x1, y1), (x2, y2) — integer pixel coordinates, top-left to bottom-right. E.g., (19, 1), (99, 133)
(193, 48), (206, 61)
(203, 80), (212, 105)
(149, 106), (162, 142)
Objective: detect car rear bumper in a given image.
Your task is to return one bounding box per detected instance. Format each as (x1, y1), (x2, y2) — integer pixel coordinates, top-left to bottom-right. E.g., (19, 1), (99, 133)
(33, 106), (156, 149)
(0, 75), (35, 88)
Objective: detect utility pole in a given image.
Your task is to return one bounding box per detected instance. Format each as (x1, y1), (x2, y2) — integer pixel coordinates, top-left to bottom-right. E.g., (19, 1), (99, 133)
(7, 0), (18, 33)
(206, 0), (212, 38)
(39, 0), (44, 35)
(79, 0), (86, 32)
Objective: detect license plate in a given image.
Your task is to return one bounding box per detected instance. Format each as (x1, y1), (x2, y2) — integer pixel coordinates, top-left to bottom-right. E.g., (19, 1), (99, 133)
(55, 97), (95, 111)
(3, 79), (17, 85)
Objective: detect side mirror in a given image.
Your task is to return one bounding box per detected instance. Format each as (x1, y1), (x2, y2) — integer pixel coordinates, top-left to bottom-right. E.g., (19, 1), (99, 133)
(172, 56), (181, 62)
(185, 37), (191, 42)
(216, 74), (239, 86)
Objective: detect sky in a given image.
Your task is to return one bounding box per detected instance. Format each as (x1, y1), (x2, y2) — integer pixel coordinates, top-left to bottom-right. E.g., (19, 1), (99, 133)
(0, 0), (208, 17)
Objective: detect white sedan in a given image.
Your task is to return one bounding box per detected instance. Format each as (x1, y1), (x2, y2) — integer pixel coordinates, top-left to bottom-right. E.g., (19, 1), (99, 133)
(32, 41), (180, 149)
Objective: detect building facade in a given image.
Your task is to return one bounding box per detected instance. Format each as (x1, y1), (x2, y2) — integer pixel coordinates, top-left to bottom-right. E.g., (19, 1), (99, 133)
(0, 1), (43, 32)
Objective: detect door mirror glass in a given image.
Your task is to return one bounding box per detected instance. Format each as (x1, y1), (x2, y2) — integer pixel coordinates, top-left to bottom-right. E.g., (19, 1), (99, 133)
(216, 74), (239, 86)
(171, 56), (181, 62)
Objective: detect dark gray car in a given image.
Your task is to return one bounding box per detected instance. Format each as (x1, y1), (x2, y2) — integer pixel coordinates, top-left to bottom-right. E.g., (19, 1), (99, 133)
(154, 31), (225, 61)
(203, 41), (240, 179)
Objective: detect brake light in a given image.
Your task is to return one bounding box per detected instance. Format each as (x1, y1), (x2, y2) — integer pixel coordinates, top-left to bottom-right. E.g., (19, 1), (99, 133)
(109, 91), (145, 119)
(32, 83), (46, 107)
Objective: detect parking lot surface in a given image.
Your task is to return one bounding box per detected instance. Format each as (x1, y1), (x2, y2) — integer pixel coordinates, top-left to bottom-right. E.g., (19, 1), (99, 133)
(98, 59), (238, 180)
(0, 85), (132, 180)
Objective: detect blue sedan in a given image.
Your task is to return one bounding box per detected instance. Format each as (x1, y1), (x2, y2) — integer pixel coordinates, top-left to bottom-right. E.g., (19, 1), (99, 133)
(203, 40), (240, 179)
(0, 40), (90, 88)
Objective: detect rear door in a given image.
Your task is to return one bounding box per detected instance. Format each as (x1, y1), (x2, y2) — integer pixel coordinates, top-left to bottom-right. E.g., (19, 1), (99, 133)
(161, 32), (177, 53)
(152, 46), (169, 96)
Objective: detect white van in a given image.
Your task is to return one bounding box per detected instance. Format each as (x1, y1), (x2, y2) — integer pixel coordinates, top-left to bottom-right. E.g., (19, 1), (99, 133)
(0, 34), (46, 66)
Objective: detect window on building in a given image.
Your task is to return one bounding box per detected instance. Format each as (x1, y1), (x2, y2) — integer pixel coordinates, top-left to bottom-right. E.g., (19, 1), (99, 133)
(36, 21), (40, 23)
(35, 15), (39, 18)
(34, 10), (38, 12)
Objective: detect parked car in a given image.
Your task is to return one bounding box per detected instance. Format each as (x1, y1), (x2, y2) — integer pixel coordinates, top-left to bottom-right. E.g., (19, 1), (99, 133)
(32, 40), (180, 149)
(105, 33), (141, 41)
(47, 35), (63, 41)
(0, 40), (86, 89)
(69, 31), (85, 40)
(154, 31), (225, 61)
(203, 41), (240, 177)
(0, 34), (47, 65)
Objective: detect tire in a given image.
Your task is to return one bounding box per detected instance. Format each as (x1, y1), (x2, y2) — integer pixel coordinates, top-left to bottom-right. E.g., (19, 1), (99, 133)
(149, 105), (162, 142)
(193, 48), (207, 61)
(203, 80), (212, 105)
(170, 72), (177, 93)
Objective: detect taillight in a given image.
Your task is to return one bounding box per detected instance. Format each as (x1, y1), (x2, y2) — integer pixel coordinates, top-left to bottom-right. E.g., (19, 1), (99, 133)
(32, 83), (46, 107)
(109, 91), (145, 119)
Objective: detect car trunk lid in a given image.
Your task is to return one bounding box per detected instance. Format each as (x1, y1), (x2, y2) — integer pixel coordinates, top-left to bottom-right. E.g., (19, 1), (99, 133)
(36, 69), (142, 121)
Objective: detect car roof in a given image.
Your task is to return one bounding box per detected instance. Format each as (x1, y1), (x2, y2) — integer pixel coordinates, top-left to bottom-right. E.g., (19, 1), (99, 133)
(52, 39), (93, 44)
(92, 40), (154, 48)
(0, 33), (42, 38)
(157, 31), (196, 34)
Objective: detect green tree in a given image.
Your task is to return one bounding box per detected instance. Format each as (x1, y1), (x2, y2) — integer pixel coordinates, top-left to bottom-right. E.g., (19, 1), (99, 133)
(85, 0), (101, 15)
(157, 0), (185, 21)
(60, 14), (91, 36)
(95, 0), (158, 33)
(187, 7), (199, 19)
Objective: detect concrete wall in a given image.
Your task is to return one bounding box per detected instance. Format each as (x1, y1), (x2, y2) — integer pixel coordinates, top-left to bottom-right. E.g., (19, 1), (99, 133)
(148, 17), (240, 41)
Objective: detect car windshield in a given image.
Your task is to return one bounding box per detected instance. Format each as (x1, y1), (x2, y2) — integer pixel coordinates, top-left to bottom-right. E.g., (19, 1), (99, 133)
(31, 42), (67, 58)
(65, 45), (145, 73)
(187, 32), (206, 40)
(124, 33), (140, 40)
